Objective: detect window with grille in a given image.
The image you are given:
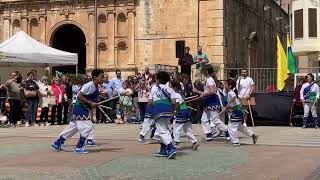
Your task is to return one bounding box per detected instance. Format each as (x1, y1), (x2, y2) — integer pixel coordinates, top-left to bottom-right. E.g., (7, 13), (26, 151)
(294, 9), (303, 39)
(309, 8), (317, 37)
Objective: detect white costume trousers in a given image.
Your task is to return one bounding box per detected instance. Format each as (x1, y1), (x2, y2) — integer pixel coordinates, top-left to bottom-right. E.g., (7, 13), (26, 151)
(201, 110), (227, 135)
(139, 117), (155, 137)
(155, 118), (173, 145)
(228, 121), (254, 144)
(303, 103), (318, 117)
(59, 120), (93, 139)
(173, 121), (197, 143)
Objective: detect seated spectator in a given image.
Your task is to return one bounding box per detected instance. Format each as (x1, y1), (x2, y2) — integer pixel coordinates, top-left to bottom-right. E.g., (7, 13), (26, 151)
(114, 103), (124, 124)
(126, 106), (141, 124)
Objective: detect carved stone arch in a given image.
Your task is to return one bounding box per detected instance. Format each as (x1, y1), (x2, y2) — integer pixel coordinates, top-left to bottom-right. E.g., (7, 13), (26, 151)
(98, 41), (107, 50)
(48, 20), (88, 45)
(98, 13), (107, 37)
(116, 40), (128, 67)
(117, 12), (128, 36)
(12, 18), (21, 35)
(30, 17), (39, 40)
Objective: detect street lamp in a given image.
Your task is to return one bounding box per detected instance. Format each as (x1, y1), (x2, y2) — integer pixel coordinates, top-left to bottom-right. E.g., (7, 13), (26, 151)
(94, 0), (98, 69)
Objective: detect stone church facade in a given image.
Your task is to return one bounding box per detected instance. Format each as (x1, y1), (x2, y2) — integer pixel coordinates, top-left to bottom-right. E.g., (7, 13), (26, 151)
(0, 0), (222, 76)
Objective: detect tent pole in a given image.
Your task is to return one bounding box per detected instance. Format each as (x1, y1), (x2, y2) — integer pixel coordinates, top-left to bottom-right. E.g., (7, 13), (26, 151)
(76, 65), (78, 77)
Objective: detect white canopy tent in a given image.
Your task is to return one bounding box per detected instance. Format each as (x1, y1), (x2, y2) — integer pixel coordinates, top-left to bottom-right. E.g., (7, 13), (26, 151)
(0, 31), (78, 67)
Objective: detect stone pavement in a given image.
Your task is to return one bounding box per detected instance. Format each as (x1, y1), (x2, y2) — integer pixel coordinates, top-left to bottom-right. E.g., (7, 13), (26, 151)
(0, 124), (320, 180)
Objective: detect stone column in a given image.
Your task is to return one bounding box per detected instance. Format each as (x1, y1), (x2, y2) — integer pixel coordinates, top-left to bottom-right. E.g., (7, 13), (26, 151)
(21, 17), (28, 33)
(88, 12), (95, 69)
(39, 16), (46, 43)
(3, 18), (10, 40)
(107, 11), (115, 67)
(127, 10), (135, 66)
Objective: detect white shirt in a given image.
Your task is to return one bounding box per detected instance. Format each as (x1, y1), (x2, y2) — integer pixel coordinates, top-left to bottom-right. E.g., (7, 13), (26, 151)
(149, 84), (176, 101)
(204, 76), (216, 93)
(236, 76), (254, 98)
(79, 81), (98, 96)
(175, 93), (184, 104)
(300, 82), (320, 100)
(227, 90), (240, 108)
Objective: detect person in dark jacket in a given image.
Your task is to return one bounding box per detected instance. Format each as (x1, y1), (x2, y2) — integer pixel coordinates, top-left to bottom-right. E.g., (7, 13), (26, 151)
(61, 75), (72, 124)
(178, 47), (194, 80)
(25, 71), (39, 127)
(0, 83), (7, 115)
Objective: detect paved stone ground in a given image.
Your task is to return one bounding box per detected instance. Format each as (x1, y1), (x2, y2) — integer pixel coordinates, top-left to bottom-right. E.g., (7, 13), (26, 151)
(0, 124), (320, 180)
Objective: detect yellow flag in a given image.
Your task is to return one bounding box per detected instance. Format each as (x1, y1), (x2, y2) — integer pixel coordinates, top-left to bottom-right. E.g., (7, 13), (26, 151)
(277, 35), (288, 91)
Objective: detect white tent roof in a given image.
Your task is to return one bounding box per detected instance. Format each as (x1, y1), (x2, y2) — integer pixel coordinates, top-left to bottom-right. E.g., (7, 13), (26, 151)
(0, 31), (78, 67)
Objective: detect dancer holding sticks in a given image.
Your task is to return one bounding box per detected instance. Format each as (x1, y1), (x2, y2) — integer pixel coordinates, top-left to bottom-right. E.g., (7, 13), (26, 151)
(223, 79), (258, 146)
(193, 65), (228, 141)
(300, 73), (320, 128)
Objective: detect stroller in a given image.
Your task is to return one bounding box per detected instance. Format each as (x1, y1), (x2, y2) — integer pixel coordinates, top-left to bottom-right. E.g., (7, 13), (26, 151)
(289, 100), (318, 127)
(289, 100), (304, 127)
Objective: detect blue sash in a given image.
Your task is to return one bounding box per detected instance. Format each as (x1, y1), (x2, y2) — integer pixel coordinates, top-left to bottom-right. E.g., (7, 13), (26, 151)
(303, 82), (314, 100)
(229, 109), (244, 122)
(145, 104), (154, 118)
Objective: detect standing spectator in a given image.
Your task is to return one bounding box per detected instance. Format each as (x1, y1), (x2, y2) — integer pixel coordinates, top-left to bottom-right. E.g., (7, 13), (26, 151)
(142, 67), (152, 83)
(132, 76), (140, 111)
(194, 46), (209, 74)
(0, 83), (7, 115)
(25, 71), (40, 127)
(5, 72), (22, 127)
(110, 69), (124, 96)
(236, 69), (254, 126)
(178, 47), (194, 80)
(39, 76), (53, 126)
(138, 82), (149, 122)
(98, 74), (114, 123)
(61, 75), (72, 124)
(119, 81), (133, 117)
(30, 69), (41, 86)
(51, 77), (65, 125)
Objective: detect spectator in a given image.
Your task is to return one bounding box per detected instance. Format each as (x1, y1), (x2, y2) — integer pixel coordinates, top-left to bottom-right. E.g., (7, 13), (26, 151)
(119, 81), (133, 116)
(98, 74), (114, 123)
(39, 76), (53, 126)
(293, 77), (306, 105)
(194, 46), (209, 73)
(132, 76), (140, 111)
(178, 47), (194, 80)
(30, 69), (41, 86)
(5, 71), (22, 127)
(138, 82), (149, 122)
(142, 67), (152, 83)
(110, 69), (124, 95)
(0, 83), (7, 115)
(127, 106), (140, 124)
(51, 77), (65, 125)
(114, 103), (124, 124)
(61, 75), (72, 124)
(25, 71), (40, 127)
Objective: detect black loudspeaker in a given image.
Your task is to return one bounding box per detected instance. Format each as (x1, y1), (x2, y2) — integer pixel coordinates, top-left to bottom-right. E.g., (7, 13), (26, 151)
(176, 40), (185, 58)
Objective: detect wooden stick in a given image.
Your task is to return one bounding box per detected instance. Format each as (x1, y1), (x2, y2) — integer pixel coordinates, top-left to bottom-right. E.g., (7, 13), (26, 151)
(99, 105), (112, 110)
(185, 95), (199, 101)
(211, 109), (227, 121)
(98, 106), (112, 122)
(188, 106), (197, 111)
(248, 100), (255, 128)
(98, 96), (119, 105)
(185, 96), (201, 103)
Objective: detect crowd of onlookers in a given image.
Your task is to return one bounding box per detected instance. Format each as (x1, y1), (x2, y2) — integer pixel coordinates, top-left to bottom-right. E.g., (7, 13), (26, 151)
(0, 67), (171, 127)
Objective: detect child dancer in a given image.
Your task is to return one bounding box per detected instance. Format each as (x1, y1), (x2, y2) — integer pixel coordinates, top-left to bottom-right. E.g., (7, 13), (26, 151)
(149, 71), (177, 159)
(50, 69), (104, 154)
(193, 65), (228, 141)
(224, 79), (258, 146)
(171, 81), (199, 150)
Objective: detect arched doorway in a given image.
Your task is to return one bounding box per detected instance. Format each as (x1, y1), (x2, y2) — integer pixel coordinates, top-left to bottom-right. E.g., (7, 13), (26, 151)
(51, 24), (86, 74)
